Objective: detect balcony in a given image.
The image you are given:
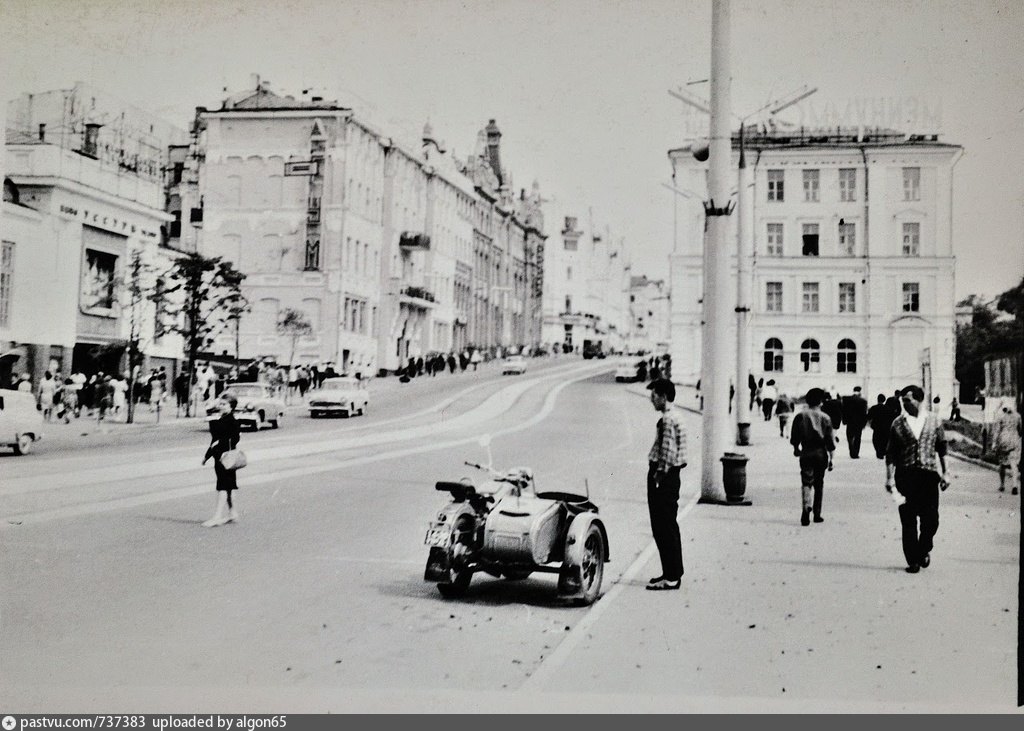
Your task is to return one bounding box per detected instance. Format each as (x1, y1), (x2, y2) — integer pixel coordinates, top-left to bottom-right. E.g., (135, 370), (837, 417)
(401, 285), (435, 303)
(399, 232), (431, 250)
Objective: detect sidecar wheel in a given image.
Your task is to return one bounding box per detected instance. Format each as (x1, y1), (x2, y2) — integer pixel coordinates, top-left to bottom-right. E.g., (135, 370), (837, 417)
(576, 525), (605, 606)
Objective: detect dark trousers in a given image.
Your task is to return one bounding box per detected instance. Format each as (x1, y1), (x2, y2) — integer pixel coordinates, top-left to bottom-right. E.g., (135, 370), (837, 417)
(872, 428), (889, 460)
(761, 399), (775, 421)
(799, 449), (829, 517)
(647, 464), (684, 581)
(895, 467), (941, 567)
(846, 427), (863, 458)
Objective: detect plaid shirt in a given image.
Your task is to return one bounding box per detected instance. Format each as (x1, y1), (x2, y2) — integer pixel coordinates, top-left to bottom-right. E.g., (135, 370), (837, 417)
(649, 410), (687, 471)
(885, 412), (947, 474)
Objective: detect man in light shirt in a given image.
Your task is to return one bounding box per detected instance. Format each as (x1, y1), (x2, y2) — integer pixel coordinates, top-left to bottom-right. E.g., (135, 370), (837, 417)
(885, 385), (949, 574)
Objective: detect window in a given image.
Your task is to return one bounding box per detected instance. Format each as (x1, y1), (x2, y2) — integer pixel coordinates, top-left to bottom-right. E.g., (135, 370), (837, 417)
(304, 236), (321, 270)
(767, 170), (784, 202)
(837, 338), (857, 373)
(564, 237), (577, 251)
(800, 339), (821, 373)
(803, 169), (819, 202)
(902, 282), (920, 312)
(82, 249), (118, 311)
(0, 241), (13, 327)
(902, 222), (920, 256)
(903, 167), (920, 201)
(802, 223), (819, 256)
(839, 282), (856, 313)
(766, 281), (783, 312)
(766, 223), (783, 256)
(839, 168), (857, 201)
(764, 338), (784, 372)
(564, 323), (573, 348)
(838, 222), (855, 256)
(802, 282), (820, 313)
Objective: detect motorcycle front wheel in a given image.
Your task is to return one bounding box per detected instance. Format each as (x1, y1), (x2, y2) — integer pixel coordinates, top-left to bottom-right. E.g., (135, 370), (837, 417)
(437, 567), (472, 597)
(437, 516), (475, 598)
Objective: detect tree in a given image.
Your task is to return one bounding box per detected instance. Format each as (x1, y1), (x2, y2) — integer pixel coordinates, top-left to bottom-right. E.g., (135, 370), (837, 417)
(122, 249), (150, 424)
(277, 307), (313, 373)
(954, 279), (1022, 403)
(154, 252), (246, 416)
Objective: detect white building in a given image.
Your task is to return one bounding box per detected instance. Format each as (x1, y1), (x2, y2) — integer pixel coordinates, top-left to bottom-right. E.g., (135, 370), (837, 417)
(2, 83), (186, 386)
(195, 86), (544, 375)
(628, 275), (670, 354)
(669, 127), (962, 403)
(542, 215), (632, 355)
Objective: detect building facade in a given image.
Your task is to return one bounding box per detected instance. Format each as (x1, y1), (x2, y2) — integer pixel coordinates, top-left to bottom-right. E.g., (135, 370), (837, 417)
(542, 215), (633, 355)
(2, 83), (187, 386)
(669, 127), (962, 402)
(194, 85), (545, 375)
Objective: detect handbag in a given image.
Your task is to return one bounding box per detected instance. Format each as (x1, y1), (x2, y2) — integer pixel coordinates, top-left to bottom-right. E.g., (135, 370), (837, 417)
(219, 448), (247, 471)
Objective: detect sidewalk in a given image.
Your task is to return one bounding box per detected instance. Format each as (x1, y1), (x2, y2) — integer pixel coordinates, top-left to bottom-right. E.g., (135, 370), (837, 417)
(531, 396), (1020, 712)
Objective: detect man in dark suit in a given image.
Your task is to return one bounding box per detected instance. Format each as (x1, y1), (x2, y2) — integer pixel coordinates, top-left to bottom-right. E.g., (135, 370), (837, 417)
(841, 386), (869, 458)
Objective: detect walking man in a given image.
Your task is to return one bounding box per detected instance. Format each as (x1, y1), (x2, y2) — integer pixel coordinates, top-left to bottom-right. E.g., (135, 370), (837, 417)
(645, 378), (686, 591)
(790, 388), (835, 526)
(885, 385), (949, 574)
(841, 386), (869, 459)
(991, 404), (1021, 495)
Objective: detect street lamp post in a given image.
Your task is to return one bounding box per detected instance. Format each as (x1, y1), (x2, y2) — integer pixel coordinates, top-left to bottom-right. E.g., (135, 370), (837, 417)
(696, 0), (737, 503)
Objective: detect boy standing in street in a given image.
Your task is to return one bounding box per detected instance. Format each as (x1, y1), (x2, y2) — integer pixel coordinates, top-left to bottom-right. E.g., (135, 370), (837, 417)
(645, 378), (687, 591)
(790, 388), (836, 526)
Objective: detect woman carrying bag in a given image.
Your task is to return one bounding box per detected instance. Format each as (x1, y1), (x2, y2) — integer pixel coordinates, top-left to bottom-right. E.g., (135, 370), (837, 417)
(202, 394), (243, 527)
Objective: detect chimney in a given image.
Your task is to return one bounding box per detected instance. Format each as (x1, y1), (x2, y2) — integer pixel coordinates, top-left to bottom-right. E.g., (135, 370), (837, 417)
(485, 119), (503, 186)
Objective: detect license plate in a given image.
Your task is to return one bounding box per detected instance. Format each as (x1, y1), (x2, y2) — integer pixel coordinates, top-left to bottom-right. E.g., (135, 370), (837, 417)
(424, 527), (449, 547)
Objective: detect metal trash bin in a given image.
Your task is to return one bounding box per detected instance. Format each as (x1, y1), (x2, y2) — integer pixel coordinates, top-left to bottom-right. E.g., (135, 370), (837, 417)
(720, 452), (749, 502)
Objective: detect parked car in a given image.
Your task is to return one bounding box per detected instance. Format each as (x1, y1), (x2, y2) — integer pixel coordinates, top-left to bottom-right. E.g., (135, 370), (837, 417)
(502, 355), (528, 375)
(309, 377), (369, 418)
(0, 388), (44, 454)
(206, 383), (285, 430)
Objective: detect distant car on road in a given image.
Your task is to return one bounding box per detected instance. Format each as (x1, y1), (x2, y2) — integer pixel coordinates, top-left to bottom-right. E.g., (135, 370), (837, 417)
(0, 388), (43, 454)
(309, 376), (369, 418)
(502, 355), (528, 375)
(614, 360), (642, 383)
(206, 383), (285, 430)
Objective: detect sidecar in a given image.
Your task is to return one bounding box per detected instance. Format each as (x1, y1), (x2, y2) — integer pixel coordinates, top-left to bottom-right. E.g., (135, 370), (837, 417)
(424, 485), (610, 606)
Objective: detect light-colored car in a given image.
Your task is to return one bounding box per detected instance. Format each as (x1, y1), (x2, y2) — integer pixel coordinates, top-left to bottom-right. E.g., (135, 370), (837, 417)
(206, 383), (285, 430)
(502, 355), (527, 375)
(0, 388), (44, 454)
(614, 360), (642, 383)
(309, 377), (369, 418)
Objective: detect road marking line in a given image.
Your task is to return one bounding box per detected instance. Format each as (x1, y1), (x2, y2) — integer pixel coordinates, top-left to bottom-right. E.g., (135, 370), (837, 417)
(520, 487), (702, 691)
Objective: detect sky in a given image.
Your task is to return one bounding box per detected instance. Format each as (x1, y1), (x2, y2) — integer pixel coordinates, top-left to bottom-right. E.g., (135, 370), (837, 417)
(2, 0), (1021, 301)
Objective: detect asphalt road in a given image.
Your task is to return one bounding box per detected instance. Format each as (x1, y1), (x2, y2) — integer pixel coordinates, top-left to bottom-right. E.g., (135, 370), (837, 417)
(2, 357), (660, 711)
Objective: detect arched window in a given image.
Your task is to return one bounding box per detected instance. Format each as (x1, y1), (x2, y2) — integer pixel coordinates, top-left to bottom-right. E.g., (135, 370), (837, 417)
(800, 339), (821, 373)
(764, 338), (784, 372)
(837, 338), (857, 373)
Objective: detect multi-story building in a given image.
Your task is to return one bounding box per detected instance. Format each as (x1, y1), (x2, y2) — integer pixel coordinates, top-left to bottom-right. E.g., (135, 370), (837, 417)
(542, 216), (632, 355)
(628, 275), (671, 354)
(668, 127), (962, 401)
(2, 83), (187, 385)
(195, 84), (544, 374)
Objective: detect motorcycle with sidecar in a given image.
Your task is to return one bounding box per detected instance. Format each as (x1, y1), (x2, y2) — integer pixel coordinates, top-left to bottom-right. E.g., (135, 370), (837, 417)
(423, 436), (610, 605)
